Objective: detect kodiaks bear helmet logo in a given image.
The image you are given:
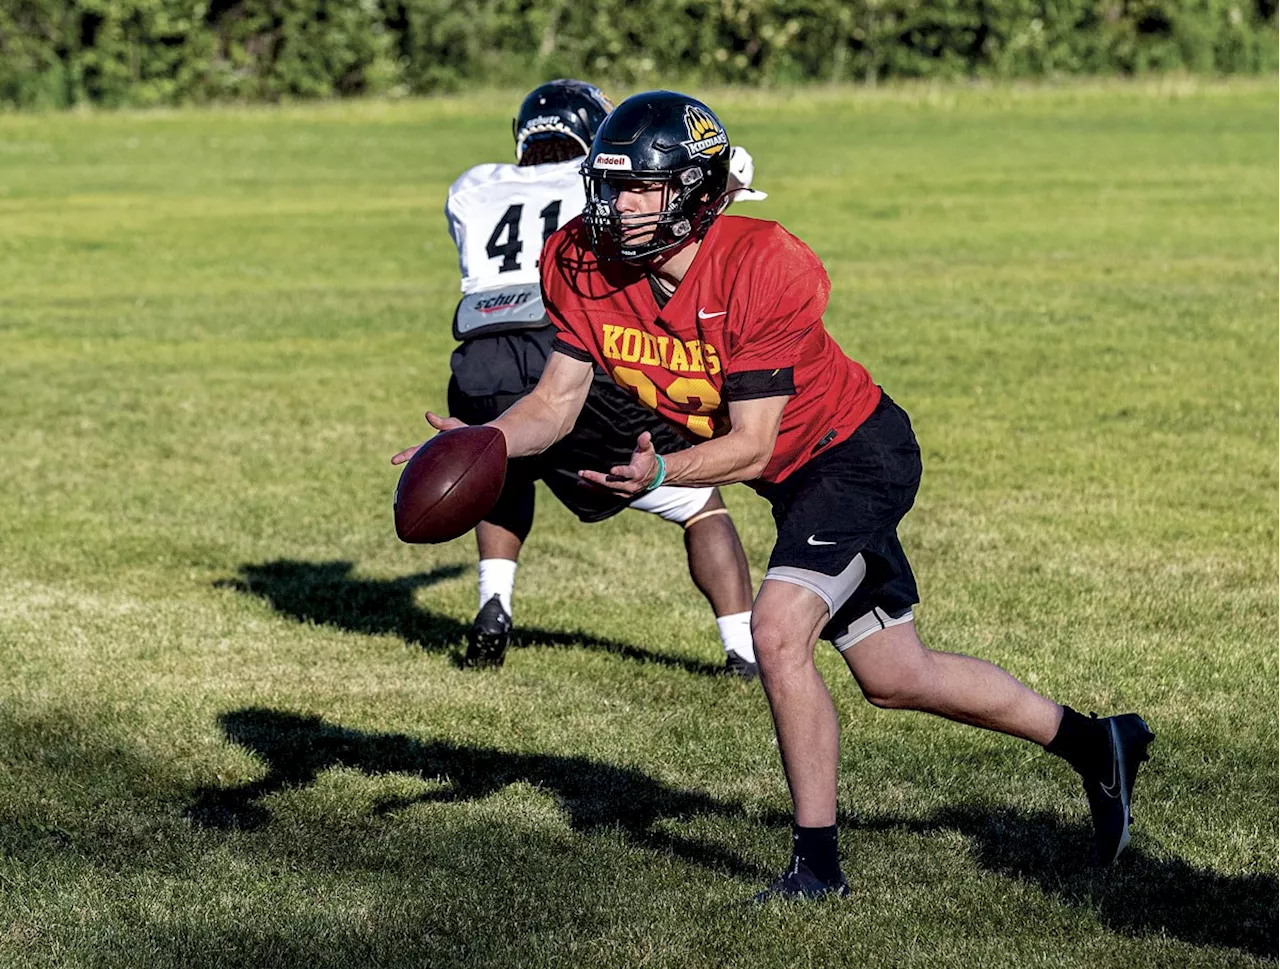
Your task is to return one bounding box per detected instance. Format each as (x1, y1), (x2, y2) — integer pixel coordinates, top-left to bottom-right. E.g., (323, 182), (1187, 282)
(680, 106), (728, 159)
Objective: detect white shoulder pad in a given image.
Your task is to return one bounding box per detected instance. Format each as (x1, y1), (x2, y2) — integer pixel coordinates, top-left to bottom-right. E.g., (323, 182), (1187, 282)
(446, 162), (516, 201)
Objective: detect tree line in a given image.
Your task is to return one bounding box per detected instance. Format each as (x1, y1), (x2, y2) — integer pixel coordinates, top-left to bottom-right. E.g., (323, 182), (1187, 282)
(2, 0), (1275, 109)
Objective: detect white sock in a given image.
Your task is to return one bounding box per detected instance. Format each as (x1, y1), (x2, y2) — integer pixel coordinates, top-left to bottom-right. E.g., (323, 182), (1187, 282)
(477, 558), (517, 618)
(716, 611), (755, 662)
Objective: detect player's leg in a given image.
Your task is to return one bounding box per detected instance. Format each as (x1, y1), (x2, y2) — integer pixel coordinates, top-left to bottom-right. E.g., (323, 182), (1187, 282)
(475, 520), (525, 562)
(804, 394), (1049, 742)
(448, 332), (552, 667)
(754, 391), (1152, 900)
(749, 577), (849, 899)
(818, 393), (1151, 866)
(628, 486), (757, 677)
(838, 617), (1061, 739)
(835, 611), (1154, 864)
(464, 474), (535, 668)
(684, 492), (756, 676)
(473, 472), (535, 618)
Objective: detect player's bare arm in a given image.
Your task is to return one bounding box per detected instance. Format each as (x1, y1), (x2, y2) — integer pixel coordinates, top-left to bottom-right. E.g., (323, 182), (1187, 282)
(490, 350), (594, 457)
(579, 395), (787, 494)
(391, 350), (593, 466)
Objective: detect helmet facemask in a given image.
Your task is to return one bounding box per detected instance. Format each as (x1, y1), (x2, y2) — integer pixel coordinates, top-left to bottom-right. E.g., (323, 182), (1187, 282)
(583, 165), (725, 262)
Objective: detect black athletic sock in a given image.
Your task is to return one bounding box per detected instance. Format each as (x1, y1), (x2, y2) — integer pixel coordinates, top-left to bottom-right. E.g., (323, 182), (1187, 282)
(1045, 705), (1109, 777)
(791, 824), (842, 885)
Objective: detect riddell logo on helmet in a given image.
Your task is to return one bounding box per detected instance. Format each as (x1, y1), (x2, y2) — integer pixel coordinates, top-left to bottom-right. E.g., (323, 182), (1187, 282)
(681, 106), (727, 159)
(593, 153), (633, 170)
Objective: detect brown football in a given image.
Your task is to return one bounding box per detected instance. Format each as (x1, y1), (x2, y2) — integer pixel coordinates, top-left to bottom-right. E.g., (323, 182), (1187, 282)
(394, 426), (507, 544)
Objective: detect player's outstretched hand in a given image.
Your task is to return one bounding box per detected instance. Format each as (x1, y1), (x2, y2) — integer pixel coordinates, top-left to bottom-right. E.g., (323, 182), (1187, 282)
(579, 431), (661, 496)
(390, 411), (469, 466)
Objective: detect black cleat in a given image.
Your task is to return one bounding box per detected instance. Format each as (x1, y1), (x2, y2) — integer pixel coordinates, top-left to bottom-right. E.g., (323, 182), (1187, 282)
(752, 859), (849, 903)
(464, 595), (511, 668)
(724, 650), (759, 681)
(1081, 712), (1155, 865)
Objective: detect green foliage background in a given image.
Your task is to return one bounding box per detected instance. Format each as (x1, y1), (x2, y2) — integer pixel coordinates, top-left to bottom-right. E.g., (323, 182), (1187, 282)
(0, 0), (1277, 108)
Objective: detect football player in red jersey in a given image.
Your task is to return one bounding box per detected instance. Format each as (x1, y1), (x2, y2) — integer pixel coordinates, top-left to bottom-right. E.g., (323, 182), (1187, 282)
(407, 92), (1155, 901)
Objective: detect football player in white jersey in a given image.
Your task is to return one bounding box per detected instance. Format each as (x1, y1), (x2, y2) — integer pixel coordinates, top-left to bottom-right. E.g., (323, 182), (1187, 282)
(438, 80), (764, 674)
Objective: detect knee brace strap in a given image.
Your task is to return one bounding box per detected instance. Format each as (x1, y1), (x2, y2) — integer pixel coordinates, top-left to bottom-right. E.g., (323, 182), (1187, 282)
(681, 506), (731, 530)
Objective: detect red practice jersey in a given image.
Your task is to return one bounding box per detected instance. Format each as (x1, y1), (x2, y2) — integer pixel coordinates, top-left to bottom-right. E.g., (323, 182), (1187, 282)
(542, 215), (881, 485)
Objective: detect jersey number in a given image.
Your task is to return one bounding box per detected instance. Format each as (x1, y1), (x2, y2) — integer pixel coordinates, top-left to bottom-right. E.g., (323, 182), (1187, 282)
(485, 200), (564, 273)
(611, 367), (721, 439)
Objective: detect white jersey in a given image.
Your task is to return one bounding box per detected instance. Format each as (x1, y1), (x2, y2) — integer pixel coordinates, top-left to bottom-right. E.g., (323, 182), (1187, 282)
(445, 159), (584, 294)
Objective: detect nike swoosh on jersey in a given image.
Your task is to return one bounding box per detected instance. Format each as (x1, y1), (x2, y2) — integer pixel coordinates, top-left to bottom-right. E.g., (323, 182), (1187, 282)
(698, 308), (727, 319)
(807, 535), (837, 546)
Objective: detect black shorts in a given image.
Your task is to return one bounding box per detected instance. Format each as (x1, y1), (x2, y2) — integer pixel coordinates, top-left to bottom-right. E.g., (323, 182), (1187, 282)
(756, 391), (922, 643)
(448, 330), (691, 524)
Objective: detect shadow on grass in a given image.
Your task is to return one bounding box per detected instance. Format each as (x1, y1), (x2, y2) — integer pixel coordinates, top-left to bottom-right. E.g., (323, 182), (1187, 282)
(851, 805), (1278, 959)
(216, 559), (724, 677)
(187, 707), (767, 880)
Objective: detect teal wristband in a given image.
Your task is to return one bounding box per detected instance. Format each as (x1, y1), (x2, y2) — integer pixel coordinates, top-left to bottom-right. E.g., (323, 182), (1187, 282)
(645, 453), (667, 493)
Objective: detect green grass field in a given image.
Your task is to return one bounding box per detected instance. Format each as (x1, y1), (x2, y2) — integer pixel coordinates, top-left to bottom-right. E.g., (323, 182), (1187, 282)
(0, 78), (1276, 968)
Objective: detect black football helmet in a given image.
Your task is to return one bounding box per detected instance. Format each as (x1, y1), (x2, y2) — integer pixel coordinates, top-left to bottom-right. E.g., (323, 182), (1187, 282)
(581, 91), (732, 262)
(513, 80), (613, 165)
